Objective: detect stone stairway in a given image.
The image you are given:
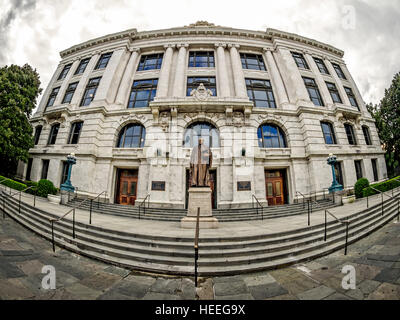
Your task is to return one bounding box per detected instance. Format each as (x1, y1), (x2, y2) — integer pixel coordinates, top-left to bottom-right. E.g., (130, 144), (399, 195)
(1, 189), (400, 276)
(66, 197), (338, 222)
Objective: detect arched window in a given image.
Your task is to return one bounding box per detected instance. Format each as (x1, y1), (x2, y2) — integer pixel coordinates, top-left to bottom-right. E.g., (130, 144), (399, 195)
(258, 124), (287, 148)
(117, 124), (146, 148)
(183, 122), (219, 148)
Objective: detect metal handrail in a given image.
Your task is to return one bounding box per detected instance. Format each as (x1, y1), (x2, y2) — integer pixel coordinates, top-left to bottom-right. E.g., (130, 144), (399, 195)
(324, 207), (350, 255)
(194, 207), (200, 287)
(138, 194), (150, 219)
(1, 186), (36, 218)
(50, 190), (107, 252)
(252, 194), (264, 220)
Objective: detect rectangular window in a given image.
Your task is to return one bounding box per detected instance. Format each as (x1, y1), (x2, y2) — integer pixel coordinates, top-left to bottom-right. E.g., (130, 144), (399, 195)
(41, 160), (50, 180)
(332, 63), (347, 80)
(68, 121), (83, 144)
(240, 53), (266, 71)
(46, 87), (60, 108)
(344, 123), (357, 145)
(57, 64), (72, 81)
(127, 79), (158, 108)
(291, 52), (309, 69)
(354, 160), (363, 180)
(187, 77), (216, 96)
(344, 87), (359, 110)
(334, 162), (344, 186)
(26, 158), (33, 181)
(80, 77), (101, 106)
(34, 126), (42, 145)
(362, 126), (372, 145)
(47, 123), (60, 145)
(371, 159), (379, 182)
(313, 57), (329, 74)
(61, 161), (69, 186)
(303, 77), (324, 106)
(137, 53), (163, 71)
(74, 58), (90, 75)
(95, 52), (112, 70)
(246, 78), (276, 108)
(189, 51), (215, 68)
(321, 122), (337, 144)
(62, 82), (78, 104)
(326, 82), (342, 104)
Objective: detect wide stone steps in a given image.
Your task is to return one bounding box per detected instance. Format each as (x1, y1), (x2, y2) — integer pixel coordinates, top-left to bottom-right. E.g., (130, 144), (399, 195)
(66, 198), (337, 222)
(2, 190), (399, 276)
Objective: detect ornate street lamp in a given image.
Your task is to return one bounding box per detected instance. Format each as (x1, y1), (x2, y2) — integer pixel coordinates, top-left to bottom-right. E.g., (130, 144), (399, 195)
(327, 153), (343, 193)
(60, 153), (77, 192)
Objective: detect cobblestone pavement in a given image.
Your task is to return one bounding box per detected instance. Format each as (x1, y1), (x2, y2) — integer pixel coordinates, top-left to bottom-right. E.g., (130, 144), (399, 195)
(0, 216), (399, 300)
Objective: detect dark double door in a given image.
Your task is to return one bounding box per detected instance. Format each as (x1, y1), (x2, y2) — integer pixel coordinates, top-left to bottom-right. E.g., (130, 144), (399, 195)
(265, 169), (287, 206)
(186, 169), (217, 209)
(116, 169), (138, 205)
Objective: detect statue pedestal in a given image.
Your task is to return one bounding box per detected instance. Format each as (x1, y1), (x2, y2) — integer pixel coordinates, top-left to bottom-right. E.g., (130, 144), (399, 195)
(181, 187), (218, 229)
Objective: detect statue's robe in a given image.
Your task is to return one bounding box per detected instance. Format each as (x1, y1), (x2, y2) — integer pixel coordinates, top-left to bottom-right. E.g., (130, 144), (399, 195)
(190, 144), (213, 187)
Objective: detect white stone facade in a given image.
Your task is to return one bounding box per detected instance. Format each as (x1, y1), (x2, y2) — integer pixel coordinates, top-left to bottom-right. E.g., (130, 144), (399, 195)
(26, 22), (387, 208)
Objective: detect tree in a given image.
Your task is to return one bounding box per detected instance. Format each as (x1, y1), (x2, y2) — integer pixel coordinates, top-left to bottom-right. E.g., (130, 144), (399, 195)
(367, 72), (400, 178)
(0, 64), (42, 177)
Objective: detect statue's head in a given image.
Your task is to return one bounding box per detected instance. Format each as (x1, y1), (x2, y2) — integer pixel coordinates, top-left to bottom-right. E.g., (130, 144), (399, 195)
(199, 138), (204, 145)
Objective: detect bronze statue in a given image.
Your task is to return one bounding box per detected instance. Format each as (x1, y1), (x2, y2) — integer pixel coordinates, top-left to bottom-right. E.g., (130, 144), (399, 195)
(189, 138), (213, 187)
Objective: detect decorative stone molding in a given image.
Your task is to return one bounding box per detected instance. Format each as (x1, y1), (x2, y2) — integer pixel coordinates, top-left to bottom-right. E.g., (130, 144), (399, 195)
(187, 21), (216, 28)
(228, 44), (240, 49)
(226, 112), (245, 127)
(163, 44), (176, 49)
(120, 113), (146, 124)
(214, 43), (227, 49)
(158, 111), (170, 132)
(177, 43), (189, 49)
(190, 83), (213, 101)
(258, 113), (284, 124)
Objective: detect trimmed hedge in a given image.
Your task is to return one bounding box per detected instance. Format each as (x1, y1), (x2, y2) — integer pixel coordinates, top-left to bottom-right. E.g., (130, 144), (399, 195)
(37, 179), (57, 198)
(25, 181), (39, 195)
(0, 175), (27, 191)
(362, 176), (400, 197)
(355, 178), (369, 199)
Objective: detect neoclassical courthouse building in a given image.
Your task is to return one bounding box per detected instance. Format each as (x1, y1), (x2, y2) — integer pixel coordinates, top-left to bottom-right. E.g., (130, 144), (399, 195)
(23, 21), (387, 208)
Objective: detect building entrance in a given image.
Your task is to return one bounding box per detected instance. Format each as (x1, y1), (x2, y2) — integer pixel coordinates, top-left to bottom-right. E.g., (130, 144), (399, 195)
(116, 169), (138, 205)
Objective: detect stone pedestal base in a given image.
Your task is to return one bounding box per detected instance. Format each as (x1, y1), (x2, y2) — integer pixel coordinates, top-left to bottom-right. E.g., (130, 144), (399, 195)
(181, 187), (218, 229)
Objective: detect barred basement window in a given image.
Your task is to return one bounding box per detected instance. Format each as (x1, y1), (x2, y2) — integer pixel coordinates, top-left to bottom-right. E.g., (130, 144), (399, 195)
(189, 51), (215, 68)
(187, 77), (216, 96)
(95, 52), (113, 70)
(62, 82), (78, 104)
(57, 64), (72, 81)
(291, 52), (309, 69)
(34, 125), (42, 145)
(362, 126), (372, 145)
(80, 77), (101, 106)
(240, 53), (266, 71)
(47, 123), (60, 145)
(303, 77), (324, 106)
(332, 63), (347, 80)
(344, 87), (359, 110)
(74, 58), (90, 75)
(326, 82), (342, 103)
(46, 87), (60, 109)
(117, 124), (146, 148)
(68, 121), (83, 144)
(137, 53), (163, 71)
(313, 57), (330, 75)
(344, 123), (357, 145)
(246, 78), (276, 108)
(257, 124), (287, 148)
(127, 79), (158, 108)
(321, 122), (337, 144)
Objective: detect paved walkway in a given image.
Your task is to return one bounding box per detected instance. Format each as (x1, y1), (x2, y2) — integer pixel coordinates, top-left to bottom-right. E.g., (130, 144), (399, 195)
(1, 185), (399, 239)
(0, 212), (399, 299)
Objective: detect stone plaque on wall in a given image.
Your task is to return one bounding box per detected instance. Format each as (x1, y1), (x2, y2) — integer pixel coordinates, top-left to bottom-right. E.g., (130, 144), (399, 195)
(237, 181), (251, 191)
(151, 181), (165, 191)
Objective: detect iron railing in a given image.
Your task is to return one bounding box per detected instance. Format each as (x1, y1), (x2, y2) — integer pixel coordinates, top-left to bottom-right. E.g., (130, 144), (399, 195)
(252, 194), (264, 220)
(1, 186), (36, 219)
(138, 194), (150, 219)
(194, 207), (200, 287)
(324, 208), (350, 255)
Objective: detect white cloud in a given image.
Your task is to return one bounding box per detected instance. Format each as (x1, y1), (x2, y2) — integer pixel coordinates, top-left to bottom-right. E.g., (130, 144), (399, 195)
(0, 0), (399, 108)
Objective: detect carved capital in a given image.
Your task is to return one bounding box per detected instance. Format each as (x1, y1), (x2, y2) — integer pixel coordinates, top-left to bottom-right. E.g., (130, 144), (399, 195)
(228, 43), (240, 50)
(177, 43), (189, 49)
(129, 47), (141, 53)
(163, 44), (176, 50)
(214, 43), (226, 49)
(263, 47), (274, 53)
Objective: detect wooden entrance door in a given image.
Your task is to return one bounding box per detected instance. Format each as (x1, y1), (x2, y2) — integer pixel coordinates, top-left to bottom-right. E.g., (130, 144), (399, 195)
(116, 169), (138, 206)
(265, 170), (285, 206)
(186, 169), (217, 209)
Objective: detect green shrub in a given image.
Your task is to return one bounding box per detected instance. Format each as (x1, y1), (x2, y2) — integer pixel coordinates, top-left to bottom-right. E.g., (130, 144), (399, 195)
(0, 175), (27, 191)
(37, 179), (57, 198)
(25, 181), (38, 195)
(354, 178), (369, 199)
(363, 176), (400, 197)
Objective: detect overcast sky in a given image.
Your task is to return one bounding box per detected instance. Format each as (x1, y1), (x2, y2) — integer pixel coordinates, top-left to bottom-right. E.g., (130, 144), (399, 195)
(1, 0), (399, 109)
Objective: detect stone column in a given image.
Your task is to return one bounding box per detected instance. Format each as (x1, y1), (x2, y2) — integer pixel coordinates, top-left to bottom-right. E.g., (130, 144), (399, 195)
(172, 44), (188, 97)
(228, 44), (247, 98)
(215, 43), (230, 97)
(115, 48), (141, 105)
(54, 59), (80, 106)
(156, 44), (175, 98)
(304, 52), (333, 106)
(263, 48), (289, 105)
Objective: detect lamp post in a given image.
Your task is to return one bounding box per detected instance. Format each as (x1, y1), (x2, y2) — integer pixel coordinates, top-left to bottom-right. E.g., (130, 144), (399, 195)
(327, 153), (343, 193)
(60, 153), (77, 192)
